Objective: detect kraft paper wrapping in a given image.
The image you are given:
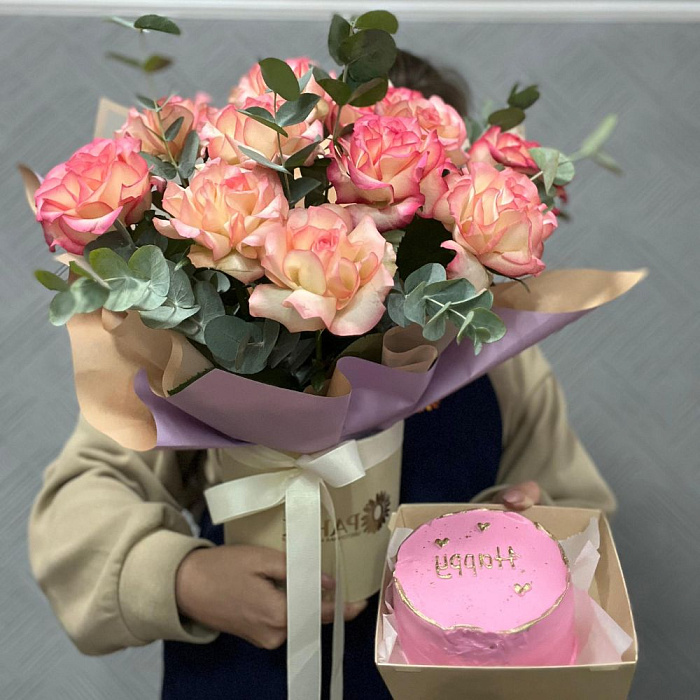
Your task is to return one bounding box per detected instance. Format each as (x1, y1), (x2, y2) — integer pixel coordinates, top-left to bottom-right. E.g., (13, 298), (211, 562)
(60, 268), (646, 453)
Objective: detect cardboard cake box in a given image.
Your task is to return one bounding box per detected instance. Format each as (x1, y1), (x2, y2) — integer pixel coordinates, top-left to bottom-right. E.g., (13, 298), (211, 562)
(375, 503), (638, 700)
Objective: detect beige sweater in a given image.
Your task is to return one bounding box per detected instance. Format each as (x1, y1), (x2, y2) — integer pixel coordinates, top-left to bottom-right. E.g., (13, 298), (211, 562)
(28, 346), (615, 656)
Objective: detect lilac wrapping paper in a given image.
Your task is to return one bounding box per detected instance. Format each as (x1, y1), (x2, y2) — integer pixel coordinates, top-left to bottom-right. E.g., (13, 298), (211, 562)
(134, 307), (586, 452)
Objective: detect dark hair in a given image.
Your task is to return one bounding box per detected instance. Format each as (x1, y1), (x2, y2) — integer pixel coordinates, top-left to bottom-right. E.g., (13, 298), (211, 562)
(388, 49), (470, 116)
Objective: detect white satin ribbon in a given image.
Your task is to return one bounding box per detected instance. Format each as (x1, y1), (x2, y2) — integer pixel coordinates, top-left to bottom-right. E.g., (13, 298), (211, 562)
(204, 421), (404, 700)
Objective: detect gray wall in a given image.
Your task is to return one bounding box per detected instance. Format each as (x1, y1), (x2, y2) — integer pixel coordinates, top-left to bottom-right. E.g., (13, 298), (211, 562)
(1, 14), (698, 699)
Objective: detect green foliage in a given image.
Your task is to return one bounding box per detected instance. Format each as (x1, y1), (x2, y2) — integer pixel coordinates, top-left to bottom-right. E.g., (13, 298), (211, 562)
(487, 107), (526, 131)
(318, 78), (352, 106)
(276, 94), (321, 127)
(387, 263), (505, 353)
(395, 216), (454, 281)
(238, 145), (290, 174)
(142, 54), (172, 73)
(205, 315), (280, 375)
(530, 147), (576, 193)
(507, 83), (540, 110)
(284, 139), (322, 169)
(237, 106), (288, 135)
(140, 261), (199, 329)
(259, 58), (301, 101)
(133, 14), (181, 35)
(48, 291), (76, 326)
(349, 77), (388, 107)
(84, 226), (137, 260)
(353, 10), (399, 34)
(287, 177), (322, 206)
(106, 52), (143, 70)
(591, 151), (623, 175)
(382, 229), (406, 253)
(136, 94), (158, 110)
(176, 280), (226, 344)
(35, 270), (68, 292)
(577, 114), (618, 159)
(341, 29), (397, 83)
(178, 131), (200, 180)
(164, 116), (184, 142)
(328, 14), (353, 65)
(141, 152), (178, 180)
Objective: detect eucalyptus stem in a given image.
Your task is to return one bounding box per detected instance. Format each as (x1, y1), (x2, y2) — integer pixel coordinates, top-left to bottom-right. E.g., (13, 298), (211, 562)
(273, 92), (291, 195)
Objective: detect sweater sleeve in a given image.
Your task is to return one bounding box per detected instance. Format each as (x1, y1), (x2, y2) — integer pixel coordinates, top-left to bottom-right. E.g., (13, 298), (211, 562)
(28, 416), (218, 655)
(471, 346), (617, 514)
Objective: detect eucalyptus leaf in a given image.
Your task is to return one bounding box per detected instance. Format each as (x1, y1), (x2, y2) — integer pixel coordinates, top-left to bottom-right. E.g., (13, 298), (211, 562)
(487, 107), (526, 131)
(342, 29), (397, 83)
(195, 269), (231, 293)
(405, 263), (446, 293)
(164, 116), (184, 142)
(396, 217), (454, 281)
(382, 229), (405, 252)
(128, 245), (171, 310)
(35, 270), (68, 292)
(298, 68), (314, 92)
(318, 78), (352, 106)
(287, 177), (322, 206)
(89, 248), (148, 312)
(354, 10), (399, 34)
(106, 52), (142, 70)
(142, 54), (172, 73)
(507, 84), (540, 110)
(259, 57), (301, 101)
(237, 107), (288, 136)
(83, 229), (136, 261)
(49, 291), (76, 326)
(176, 280), (226, 343)
(141, 152), (178, 179)
(591, 150), (623, 175)
(349, 77), (388, 107)
(70, 277), (110, 314)
(136, 94), (158, 111)
(140, 302), (199, 329)
(276, 94), (321, 127)
(69, 261), (95, 279)
(553, 153), (575, 186)
(205, 314), (252, 362)
(328, 14), (352, 65)
(268, 328), (301, 368)
(134, 14), (181, 35)
(178, 130), (200, 179)
(284, 139), (322, 169)
(578, 114), (618, 158)
(530, 147), (560, 194)
(238, 145), (290, 174)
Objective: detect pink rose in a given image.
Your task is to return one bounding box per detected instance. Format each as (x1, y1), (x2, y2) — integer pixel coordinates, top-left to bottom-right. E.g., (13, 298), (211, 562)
(249, 204), (396, 336)
(116, 93), (210, 159)
(434, 161), (557, 283)
(201, 97), (323, 167)
(375, 87), (468, 166)
(229, 57), (330, 121)
(34, 137), (151, 254)
(154, 160), (288, 283)
(327, 114), (448, 231)
(469, 126), (540, 174)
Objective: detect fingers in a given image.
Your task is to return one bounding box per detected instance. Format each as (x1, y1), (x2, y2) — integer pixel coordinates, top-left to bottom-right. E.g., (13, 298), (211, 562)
(256, 547), (287, 583)
(500, 481), (541, 510)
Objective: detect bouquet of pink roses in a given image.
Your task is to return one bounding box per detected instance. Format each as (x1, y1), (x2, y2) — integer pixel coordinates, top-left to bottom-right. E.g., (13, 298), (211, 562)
(23, 10), (642, 699)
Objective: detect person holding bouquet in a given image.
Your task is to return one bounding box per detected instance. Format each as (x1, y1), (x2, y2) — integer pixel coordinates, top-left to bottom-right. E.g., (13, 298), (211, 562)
(27, 13), (621, 699)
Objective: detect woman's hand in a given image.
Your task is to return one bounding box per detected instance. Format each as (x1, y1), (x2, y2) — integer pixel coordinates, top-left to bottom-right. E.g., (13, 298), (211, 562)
(175, 545), (367, 649)
(498, 480), (541, 511)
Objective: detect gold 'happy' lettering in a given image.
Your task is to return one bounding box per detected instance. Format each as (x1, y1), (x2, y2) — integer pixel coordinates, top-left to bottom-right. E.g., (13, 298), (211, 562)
(432, 547), (519, 579)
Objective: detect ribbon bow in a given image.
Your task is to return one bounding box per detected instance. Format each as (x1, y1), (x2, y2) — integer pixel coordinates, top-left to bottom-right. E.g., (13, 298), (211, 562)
(205, 421), (404, 700)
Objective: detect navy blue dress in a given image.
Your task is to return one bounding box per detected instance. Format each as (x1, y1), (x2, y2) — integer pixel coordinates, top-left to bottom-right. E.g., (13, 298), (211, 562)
(162, 376), (503, 699)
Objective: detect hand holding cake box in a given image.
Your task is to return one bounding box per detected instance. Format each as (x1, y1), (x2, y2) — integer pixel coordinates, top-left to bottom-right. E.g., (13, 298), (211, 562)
(393, 510), (577, 666)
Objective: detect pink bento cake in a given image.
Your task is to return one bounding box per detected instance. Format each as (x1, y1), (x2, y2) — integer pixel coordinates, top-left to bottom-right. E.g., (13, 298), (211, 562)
(392, 509), (577, 666)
